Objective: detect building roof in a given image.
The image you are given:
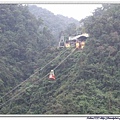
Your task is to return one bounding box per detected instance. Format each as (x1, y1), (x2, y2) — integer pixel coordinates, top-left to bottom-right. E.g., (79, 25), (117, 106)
(69, 33), (89, 41)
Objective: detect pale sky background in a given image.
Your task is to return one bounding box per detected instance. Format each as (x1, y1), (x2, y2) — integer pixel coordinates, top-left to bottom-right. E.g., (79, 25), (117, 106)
(37, 4), (102, 21)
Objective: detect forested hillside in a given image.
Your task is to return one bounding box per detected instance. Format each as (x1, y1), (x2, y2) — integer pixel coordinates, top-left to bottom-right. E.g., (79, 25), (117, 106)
(0, 4), (120, 114)
(0, 4), (56, 98)
(28, 5), (80, 39)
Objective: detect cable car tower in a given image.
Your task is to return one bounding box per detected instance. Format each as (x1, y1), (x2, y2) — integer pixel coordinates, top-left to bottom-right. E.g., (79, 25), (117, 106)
(59, 35), (65, 48)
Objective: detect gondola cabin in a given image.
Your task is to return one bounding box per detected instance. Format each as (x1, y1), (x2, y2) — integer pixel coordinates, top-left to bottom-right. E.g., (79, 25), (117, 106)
(49, 70), (56, 80)
(76, 41), (80, 49)
(65, 42), (70, 48)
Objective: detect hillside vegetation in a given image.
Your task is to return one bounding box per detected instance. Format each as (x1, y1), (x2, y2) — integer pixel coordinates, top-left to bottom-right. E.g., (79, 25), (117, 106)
(0, 4), (120, 114)
(28, 5), (80, 39)
(0, 4), (56, 98)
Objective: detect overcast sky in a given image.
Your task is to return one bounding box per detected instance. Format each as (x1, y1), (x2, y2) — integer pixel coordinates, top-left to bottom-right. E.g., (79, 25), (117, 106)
(37, 4), (102, 21)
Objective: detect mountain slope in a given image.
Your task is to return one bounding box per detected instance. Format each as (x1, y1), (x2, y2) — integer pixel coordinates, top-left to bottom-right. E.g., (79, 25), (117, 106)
(0, 4), (120, 114)
(28, 5), (79, 40)
(0, 4), (56, 98)
(1, 41), (119, 114)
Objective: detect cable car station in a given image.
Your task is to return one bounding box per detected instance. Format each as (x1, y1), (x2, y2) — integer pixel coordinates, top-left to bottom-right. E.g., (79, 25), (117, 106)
(59, 33), (89, 49)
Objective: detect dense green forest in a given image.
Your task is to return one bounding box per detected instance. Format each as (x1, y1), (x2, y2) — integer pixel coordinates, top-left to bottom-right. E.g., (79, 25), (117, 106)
(0, 4), (120, 114)
(0, 4), (57, 94)
(28, 5), (80, 40)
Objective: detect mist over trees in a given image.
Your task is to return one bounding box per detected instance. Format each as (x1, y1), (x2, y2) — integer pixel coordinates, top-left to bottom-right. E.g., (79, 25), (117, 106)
(28, 5), (80, 40)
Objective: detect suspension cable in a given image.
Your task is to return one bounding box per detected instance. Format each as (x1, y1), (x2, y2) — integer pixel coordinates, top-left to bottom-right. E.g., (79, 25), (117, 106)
(0, 48), (76, 109)
(53, 48), (76, 70)
(0, 48), (68, 102)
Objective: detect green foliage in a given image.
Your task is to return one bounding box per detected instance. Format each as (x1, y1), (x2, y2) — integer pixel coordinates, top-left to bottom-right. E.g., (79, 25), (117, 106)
(0, 4), (120, 115)
(28, 5), (79, 40)
(0, 4), (56, 103)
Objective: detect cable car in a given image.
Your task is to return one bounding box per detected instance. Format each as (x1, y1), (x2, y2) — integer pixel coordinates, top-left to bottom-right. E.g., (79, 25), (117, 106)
(65, 42), (70, 48)
(81, 41), (85, 49)
(49, 70), (56, 80)
(76, 41), (80, 49)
